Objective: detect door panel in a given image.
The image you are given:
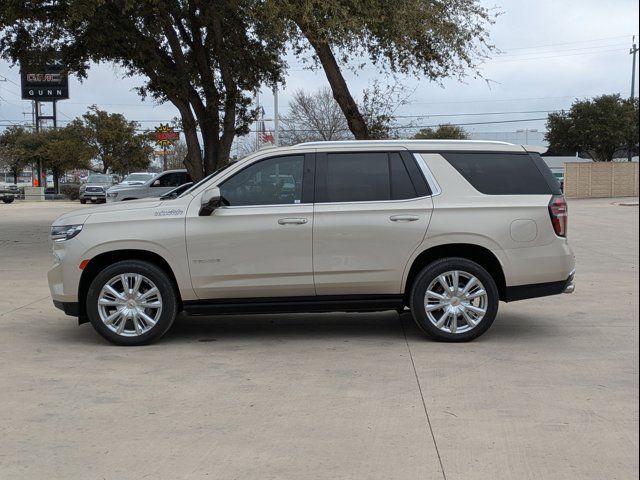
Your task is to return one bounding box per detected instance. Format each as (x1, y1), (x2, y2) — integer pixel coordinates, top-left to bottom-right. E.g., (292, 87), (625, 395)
(313, 198), (432, 295)
(187, 205), (314, 299)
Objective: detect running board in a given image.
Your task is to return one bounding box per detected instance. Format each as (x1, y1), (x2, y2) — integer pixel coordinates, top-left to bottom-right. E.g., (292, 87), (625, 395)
(183, 295), (404, 316)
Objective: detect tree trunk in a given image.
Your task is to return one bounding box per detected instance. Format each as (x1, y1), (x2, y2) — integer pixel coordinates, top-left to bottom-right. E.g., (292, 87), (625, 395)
(303, 36), (369, 139)
(12, 169), (18, 185)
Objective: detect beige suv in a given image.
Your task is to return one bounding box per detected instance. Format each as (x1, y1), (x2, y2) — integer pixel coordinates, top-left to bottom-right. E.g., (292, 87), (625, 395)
(48, 140), (575, 345)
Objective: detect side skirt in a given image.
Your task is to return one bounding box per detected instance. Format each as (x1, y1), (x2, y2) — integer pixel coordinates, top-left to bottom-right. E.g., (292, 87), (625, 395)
(183, 295), (405, 316)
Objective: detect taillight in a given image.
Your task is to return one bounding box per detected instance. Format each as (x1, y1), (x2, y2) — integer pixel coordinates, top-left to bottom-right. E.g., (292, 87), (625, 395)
(548, 195), (568, 237)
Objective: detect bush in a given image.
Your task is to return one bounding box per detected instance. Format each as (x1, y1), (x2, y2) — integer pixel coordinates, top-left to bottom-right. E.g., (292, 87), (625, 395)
(59, 183), (81, 200)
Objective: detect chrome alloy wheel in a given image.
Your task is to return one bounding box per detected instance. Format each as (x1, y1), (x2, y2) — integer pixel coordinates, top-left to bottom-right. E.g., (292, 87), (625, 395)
(97, 273), (163, 337)
(424, 270), (488, 334)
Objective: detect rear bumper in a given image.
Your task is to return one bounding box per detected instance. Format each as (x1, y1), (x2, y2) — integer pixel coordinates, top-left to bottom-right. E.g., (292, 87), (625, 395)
(504, 270), (575, 302)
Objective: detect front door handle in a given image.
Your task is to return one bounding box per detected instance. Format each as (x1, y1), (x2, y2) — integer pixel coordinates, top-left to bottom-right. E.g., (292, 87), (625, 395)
(278, 217), (308, 225)
(390, 214), (420, 222)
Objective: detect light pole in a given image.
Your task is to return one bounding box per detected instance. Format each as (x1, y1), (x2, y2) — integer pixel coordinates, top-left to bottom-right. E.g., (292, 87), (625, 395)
(629, 36), (638, 162)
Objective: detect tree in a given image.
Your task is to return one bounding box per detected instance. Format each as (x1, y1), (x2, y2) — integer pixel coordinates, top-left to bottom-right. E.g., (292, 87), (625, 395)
(0, 126), (28, 184)
(0, 124), (93, 191)
(280, 87), (351, 145)
(39, 123), (94, 192)
(79, 106), (152, 174)
(414, 124), (469, 140)
(0, 1), (284, 180)
(545, 94), (639, 162)
(270, 0), (495, 138)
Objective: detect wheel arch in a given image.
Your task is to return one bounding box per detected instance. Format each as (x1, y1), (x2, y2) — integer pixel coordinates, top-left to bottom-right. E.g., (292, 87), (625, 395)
(77, 249), (183, 322)
(403, 243), (507, 303)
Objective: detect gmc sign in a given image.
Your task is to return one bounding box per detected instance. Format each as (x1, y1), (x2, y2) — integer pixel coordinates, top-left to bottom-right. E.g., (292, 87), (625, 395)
(21, 63), (69, 101)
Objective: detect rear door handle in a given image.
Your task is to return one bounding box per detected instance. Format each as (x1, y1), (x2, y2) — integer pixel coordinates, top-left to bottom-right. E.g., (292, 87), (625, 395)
(278, 217), (308, 225)
(390, 215), (420, 222)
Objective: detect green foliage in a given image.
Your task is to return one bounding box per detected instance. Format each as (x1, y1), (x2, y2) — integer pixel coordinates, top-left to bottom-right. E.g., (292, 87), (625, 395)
(545, 94), (639, 162)
(39, 123), (94, 175)
(0, 122), (93, 186)
(79, 106), (152, 174)
(414, 124), (469, 140)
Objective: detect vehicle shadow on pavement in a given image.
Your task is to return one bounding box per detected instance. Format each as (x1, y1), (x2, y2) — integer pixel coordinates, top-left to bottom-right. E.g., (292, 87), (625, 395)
(50, 310), (561, 346)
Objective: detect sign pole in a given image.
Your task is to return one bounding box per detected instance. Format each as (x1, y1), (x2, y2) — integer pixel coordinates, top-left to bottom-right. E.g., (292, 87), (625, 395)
(163, 146), (168, 171)
(34, 101), (42, 187)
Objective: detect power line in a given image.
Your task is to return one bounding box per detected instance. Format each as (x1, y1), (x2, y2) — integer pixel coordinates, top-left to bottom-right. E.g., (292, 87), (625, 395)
(488, 48), (626, 63)
(395, 109), (562, 118)
(497, 34), (639, 52)
(495, 43), (628, 58)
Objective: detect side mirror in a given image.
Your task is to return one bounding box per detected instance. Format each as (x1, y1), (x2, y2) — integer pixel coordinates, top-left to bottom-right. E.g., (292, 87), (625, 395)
(152, 180), (160, 187)
(199, 187), (223, 216)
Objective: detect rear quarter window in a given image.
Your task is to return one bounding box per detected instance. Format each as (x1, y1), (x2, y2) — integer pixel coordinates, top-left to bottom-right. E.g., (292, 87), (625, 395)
(441, 152), (554, 195)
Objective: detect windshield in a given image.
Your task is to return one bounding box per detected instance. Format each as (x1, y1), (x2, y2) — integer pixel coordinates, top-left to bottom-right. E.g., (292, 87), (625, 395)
(178, 162), (235, 198)
(87, 174), (112, 183)
(124, 173), (153, 182)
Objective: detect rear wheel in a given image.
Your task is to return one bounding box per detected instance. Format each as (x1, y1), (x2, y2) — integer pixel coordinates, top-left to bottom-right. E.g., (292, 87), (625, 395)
(2, 197), (14, 204)
(410, 257), (499, 342)
(86, 260), (178, 345)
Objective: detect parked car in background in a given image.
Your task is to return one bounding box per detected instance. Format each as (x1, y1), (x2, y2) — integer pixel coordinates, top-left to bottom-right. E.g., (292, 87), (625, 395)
(120, 172), (155, 186)
(79, 174), (120, 204)
(106, 169), (191, 202)
(0, 183), (17, 204)
(49, 140), (575, 345)
(159, 182), (194, 200)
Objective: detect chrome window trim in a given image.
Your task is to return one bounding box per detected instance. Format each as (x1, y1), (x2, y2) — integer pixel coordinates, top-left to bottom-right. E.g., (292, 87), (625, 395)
(220, 203), (312, 210)
(413, 153), (442, 197)
(310, 196), (432, 207)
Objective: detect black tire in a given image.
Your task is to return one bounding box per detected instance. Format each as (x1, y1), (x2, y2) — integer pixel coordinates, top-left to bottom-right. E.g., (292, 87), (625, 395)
(410, 257), (499, 342)
(80, 199), (87, 204)
(2, 197), (14, 204)
(86, 260), (178, 345)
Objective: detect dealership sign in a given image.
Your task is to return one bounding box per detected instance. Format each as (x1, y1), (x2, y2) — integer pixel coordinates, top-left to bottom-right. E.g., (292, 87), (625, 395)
(20, 60), (69, 101)
(154, 124), (180, 147)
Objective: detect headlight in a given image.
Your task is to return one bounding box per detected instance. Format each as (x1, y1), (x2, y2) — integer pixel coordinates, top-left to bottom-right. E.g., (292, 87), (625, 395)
(79, 185), (86, 192)
(107, 192), (118, 198)
(51, 224), (83, 242)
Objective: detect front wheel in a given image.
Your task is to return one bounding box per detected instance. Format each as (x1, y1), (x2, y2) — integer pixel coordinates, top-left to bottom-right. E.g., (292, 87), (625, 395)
(2, 197), (14, 204)
(410, 258), (499, 342)
(86, 260), (178, 345)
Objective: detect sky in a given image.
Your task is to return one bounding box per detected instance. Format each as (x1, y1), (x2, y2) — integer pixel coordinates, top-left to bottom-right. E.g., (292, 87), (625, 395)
(1, 0), (639, 147)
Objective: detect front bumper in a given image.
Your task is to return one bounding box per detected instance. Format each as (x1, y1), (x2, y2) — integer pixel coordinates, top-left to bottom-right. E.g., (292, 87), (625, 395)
(80, 192), (106, 201)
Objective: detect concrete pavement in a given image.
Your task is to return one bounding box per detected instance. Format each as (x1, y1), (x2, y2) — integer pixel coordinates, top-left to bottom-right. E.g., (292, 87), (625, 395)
(0, 198), (638, 479)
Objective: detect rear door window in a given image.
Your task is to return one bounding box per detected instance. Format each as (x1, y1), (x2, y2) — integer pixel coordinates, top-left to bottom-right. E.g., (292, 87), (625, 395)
(315, 152), (428, 203)
(441, 152), (553, 195)
(324, 153), (390, 202)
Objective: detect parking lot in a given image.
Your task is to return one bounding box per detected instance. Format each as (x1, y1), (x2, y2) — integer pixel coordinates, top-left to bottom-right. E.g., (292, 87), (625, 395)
(0, 198), (638, 479)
